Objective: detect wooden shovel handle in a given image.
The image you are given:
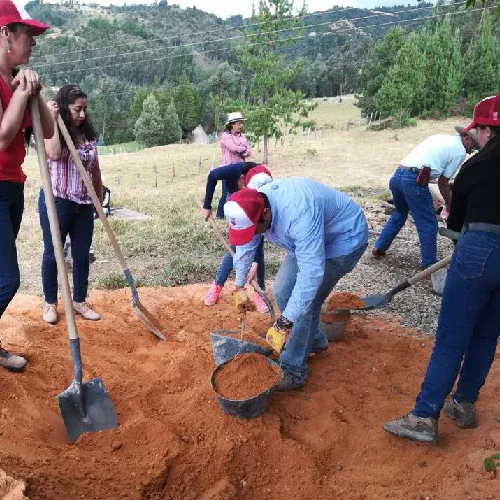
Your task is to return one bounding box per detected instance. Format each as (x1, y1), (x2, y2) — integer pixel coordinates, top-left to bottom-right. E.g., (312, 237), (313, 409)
(31, 97), (79, 341)
(407, 255), (452, 286)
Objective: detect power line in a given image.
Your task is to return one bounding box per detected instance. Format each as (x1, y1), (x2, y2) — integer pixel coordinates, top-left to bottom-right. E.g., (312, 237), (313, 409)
(31, 1), (453, 64)
(41, 5), (489, 82)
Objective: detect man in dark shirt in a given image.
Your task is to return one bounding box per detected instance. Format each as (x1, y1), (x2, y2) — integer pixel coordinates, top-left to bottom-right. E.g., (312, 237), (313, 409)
(383, 95), (500, 444)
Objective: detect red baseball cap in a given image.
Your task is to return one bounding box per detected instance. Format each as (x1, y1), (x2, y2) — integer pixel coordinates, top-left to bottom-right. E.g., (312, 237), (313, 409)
(0, 0), (50, 36)
(245, 165), (273, 189)
(224, 189), (265, 245)
(464, 95), (500, 132)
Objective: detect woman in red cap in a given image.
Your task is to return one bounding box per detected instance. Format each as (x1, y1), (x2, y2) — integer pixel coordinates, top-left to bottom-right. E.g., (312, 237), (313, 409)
(384, 95), (500, 443)
(0, 0), (54, 371)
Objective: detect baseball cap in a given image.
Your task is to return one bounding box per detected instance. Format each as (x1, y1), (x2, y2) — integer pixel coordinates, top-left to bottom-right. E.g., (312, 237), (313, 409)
(464, 95), (500, 132)
(245, 165), (273, 189)
(0, 0), (50, 36)
(224, 189), (264, 246)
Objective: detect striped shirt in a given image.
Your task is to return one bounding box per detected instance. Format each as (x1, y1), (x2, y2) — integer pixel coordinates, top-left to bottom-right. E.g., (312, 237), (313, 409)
(48, 140), (97, 204)
(220, 131), (252, 166)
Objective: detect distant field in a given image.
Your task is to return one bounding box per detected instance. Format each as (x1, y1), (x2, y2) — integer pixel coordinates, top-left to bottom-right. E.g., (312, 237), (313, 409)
(19, 98), (468, 295)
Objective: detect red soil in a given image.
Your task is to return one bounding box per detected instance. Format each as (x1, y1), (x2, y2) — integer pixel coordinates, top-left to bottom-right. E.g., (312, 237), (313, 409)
(214, 353), (281, 400)
(0, 284), (498, 500)
(326, 291), (364, 310)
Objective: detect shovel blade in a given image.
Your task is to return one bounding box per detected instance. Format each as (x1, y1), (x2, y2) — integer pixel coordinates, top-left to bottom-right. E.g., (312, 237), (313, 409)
(133, 303), (167, 341)
(57, 377), (118, 443)
(360, 293), (391, 310)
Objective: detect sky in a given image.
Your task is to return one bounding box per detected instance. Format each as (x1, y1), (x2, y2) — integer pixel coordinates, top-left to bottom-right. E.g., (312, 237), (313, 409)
(41, 0), (422, 20)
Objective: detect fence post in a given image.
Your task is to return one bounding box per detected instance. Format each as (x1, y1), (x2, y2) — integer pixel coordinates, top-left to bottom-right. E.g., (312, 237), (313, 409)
(314, 127), (317, 140)
(136, 173), (140, 188)
(307, 127), (311, 142)
(153, 166), (158, 188)
(172, 160), (175, 180)
(257, 137), (261, 152)
(198, 155), (202, 174)
(183, 156), (188, 176)
(115, 176), (120, 186)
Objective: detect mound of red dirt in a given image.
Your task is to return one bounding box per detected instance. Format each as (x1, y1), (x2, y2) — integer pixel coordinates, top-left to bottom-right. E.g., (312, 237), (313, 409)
(326, 291), (364, 310)
(0, 285), (499, 500)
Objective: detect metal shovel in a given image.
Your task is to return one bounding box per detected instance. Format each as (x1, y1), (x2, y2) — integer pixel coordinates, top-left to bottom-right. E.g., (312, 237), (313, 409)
(31, 98), (118, 442)
(338, 255), (452, 313)
(56, 116), (166, 341)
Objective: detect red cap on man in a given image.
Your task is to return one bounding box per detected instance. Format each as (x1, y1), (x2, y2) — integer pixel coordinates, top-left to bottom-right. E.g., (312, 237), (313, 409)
(0, 0), (50, 36)
(464, 95), (500, 132)
(224, 189), (265, 246)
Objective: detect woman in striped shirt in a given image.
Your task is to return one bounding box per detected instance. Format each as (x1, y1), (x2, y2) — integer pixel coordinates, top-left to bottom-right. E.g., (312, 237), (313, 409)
(40, 85), (103, 324)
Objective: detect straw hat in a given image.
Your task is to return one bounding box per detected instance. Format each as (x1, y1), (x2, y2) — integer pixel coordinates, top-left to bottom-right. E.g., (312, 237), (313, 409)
(225, 112), (245, 126)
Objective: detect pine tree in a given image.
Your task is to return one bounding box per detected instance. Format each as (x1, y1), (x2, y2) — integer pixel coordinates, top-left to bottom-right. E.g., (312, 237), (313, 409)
(134, 94), (166, 147)
(423, 18), (462, 116)
(463, 10), (498, 113)
(174, 74), (200, 138)
(356, 28), (404, 117)
(375, 32), (427, 120)
(163, 98), (182, 145)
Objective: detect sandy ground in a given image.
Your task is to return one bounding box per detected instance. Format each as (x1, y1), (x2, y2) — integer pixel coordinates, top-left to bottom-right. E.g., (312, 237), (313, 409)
(0, 285), (499, 499)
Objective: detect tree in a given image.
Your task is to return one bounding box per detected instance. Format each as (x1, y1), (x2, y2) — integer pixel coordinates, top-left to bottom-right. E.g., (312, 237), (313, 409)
(463, 10), (499, 113)
(422, 18), (462, 116)
(134, 94), (166, 147)
(356, 28), (404, 117)
(375, 32), (427, 121)
(163, 98), (182, 144)
(234, 0), (315, 164)
(173, 74), (200, 138)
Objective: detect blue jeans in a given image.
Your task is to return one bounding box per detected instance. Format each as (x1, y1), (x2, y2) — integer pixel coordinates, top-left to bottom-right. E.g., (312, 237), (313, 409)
(216, 180), (228, 219)
(375, 168), (437, 268)
(215, 245), (266, 290)
(275, 244), (367, 383)
(39, 189), (94, 304)
(0, 182), (23, 318)
(413, 230), (500, 419)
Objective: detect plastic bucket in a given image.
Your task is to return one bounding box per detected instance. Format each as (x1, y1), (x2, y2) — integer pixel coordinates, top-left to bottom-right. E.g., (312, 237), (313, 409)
(210, 330), (272, 367)
(210, 355), (283, 419)
(319, 310), (351, 342)
(431, 268), (447, 296)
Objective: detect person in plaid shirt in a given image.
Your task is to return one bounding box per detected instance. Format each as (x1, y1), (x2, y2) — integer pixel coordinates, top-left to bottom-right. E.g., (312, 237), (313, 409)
(39, 84), (103, 324)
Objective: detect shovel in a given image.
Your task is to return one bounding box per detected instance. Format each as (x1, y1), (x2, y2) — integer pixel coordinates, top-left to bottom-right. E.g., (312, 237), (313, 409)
(56, 116), (166, 341)
(196, 200), (275, 324)
(338, 255), (452, 313)
(31, 98), (118, 442)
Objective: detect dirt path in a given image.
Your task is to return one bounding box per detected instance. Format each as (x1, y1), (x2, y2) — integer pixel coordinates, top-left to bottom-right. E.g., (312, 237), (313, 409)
(0, 285), (498, 499)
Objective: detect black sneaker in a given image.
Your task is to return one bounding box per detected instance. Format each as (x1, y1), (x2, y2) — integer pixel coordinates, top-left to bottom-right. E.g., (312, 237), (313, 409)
(383, 412), (438, 443)
(275, 372), (304, 392)
(0, 342), (27, 372)
(443, 398), (478, 429)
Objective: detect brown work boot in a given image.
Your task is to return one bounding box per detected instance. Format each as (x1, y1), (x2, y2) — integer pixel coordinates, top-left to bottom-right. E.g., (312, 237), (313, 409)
(443, 398), (478, 429)
(0, 342), (27, 372)
(42, 302), (58, 324)
(383, 412), (438, 443)
(73, 301), (101, 321)
(371, 248), (386, 259)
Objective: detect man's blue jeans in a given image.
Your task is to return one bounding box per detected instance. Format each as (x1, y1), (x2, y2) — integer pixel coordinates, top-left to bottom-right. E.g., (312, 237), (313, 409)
(274, 244), (367, 383)
(0, 182), (23, 318)
(39, 189), (94, 304)
(374, 168), (437, 268)
(413, 230), (500, 419)
(215, 245), (265, 290)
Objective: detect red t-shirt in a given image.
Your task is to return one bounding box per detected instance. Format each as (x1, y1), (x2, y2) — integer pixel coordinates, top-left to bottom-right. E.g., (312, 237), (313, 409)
(0, 77), (31, 183)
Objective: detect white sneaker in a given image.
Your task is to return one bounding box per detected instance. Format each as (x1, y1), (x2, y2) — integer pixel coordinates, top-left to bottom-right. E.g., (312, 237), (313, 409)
(0, 342), (27, 372)
(42, 302), (58, 324)
(73, 301), (101, 321)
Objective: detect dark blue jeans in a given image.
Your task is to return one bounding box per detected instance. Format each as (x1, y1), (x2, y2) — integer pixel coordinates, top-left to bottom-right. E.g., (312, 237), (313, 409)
(215, 245), (266, 290)
(216, 180), (228, 219)
(38, 189), (94, 304)
(414, 230), (500, 419)
(0, 182), (23, 318)
(375, 168), (438, 268)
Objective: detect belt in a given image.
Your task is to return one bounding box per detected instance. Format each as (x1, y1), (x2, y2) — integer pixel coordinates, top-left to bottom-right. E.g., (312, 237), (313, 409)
(463, 222), (500, 235)
(398, 165), (420, 174)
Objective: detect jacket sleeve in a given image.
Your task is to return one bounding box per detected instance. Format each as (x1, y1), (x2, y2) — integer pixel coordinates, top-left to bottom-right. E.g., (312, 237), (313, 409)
(447, 173), (468, 232)
(253, 237), (264, 264)
(242, 136), (252, 158)
(282, 207), (326, 323)
(220, 132), (247, 155)
(233, 235), (263, 286)
(203, 164), (241, 210)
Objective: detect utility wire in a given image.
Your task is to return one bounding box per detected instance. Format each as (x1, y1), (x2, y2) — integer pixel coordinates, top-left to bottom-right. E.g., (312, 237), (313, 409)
(31, 1), (459, 64)
(40, 6), (489, 81)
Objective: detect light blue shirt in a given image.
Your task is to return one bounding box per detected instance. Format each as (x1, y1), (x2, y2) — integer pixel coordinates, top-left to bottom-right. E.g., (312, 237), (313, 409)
(233, 178), (368, 322)
(399, 134), (466, 179)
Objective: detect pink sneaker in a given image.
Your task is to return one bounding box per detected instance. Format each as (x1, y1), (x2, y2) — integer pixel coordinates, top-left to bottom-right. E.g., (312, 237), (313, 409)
(253, 292), (269, 314)
(204, 284), (223, 306)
